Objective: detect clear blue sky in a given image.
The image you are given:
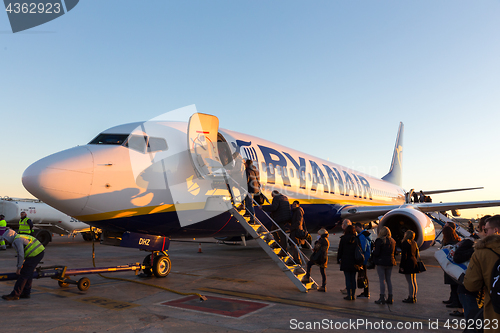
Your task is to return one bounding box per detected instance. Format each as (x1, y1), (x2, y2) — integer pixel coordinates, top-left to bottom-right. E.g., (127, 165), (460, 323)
(1, 1), (499, 218)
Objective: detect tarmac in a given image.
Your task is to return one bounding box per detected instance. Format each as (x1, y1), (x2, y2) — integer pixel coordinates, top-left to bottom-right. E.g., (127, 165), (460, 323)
(0, 232), (463, 333)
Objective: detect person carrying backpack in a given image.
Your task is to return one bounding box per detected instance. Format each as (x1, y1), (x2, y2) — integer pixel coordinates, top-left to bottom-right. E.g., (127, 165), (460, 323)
(355, 222), (371, 298)
(301, 228), (329, 292)
(464, 215), (500, 323)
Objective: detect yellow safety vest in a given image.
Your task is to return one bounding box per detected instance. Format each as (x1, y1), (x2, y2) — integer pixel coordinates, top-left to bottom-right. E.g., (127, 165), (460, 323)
(18, 217), (31, 234)
(0, 219), (6, 246)
(14, 234), (45, 258)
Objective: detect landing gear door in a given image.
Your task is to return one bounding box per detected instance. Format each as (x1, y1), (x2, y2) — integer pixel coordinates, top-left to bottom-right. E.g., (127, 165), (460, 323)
(187, 113), (222, 179)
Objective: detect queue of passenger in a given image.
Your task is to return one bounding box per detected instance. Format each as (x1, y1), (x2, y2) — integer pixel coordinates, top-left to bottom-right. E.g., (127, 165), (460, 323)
(242, 159), (499, 322)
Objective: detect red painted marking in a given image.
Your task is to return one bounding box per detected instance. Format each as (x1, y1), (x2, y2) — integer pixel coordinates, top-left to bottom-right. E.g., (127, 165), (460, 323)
(161, 237), (166, 251)
(210, 217), (232, 236)
(162, 295), (268, 318)
(196, 131), (210, 134)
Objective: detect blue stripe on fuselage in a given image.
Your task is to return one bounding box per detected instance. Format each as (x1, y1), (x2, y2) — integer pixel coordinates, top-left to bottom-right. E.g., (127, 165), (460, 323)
(85, 204), (342, 238)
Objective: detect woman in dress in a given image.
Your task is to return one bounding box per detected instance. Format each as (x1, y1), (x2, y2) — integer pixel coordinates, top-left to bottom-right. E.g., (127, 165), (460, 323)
(399, 230), (419, 303)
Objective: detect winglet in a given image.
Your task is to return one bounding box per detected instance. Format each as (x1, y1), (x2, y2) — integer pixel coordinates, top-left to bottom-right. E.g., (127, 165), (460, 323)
(382, 122), (404, 187)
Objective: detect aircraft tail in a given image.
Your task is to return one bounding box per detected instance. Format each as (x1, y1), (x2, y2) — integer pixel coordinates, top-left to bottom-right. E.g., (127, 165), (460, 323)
(382, 122), (404, 187)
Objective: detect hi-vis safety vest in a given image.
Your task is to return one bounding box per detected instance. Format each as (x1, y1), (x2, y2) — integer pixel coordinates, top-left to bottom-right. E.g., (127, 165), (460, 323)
(19, 217), (31, 234)
(0, 219), (6, 245)
(15, 234), (44, 258)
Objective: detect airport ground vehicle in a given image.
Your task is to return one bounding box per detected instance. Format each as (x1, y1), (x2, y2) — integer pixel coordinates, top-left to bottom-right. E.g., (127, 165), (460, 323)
(0, 196), (97, 246)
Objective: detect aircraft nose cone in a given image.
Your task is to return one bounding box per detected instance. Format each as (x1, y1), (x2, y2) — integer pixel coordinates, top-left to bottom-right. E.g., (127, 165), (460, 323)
(22, 146), (94, 216)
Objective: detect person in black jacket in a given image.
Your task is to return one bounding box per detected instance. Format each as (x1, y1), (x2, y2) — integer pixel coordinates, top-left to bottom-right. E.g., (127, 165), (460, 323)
(372, 226), (397, 305)
(244, 159), (260, 223)
(289, 201), (305, 265)
(451, 216), (488, 320)
(338, 225), (360, 300)
(399, 230), (419, 303)
(262, 190), (292, 251)
(441, 225), (462, 308)
(302, 228), (329, 292)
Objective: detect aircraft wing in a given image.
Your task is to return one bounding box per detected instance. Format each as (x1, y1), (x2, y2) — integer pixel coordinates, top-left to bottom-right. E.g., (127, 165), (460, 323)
(340, 200), (500, 222)
(414, 200), (500, 213)
(420, 187), (483, 195)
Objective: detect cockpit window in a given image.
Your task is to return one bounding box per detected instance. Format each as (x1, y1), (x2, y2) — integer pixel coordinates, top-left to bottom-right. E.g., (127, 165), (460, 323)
(125, 135), (148, 152)
(123, 135), (168, 153)
(89, 134), (129, 145)
(147, 137), (168, 153)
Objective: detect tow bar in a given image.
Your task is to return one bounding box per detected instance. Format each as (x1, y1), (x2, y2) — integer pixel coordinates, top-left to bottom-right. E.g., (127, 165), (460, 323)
(0, 263), (144, 291)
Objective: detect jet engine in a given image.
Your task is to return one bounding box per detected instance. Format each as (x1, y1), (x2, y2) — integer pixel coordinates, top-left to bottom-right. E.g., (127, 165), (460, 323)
(379, 206), (435, 250)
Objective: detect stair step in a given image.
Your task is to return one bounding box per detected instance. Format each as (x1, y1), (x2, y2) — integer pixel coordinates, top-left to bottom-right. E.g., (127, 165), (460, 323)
(286, 264), (301, 270)
(267, 240), (280, 249)
(273, 248), (284, 255)
(305, 282), (316, 290)
(227, 206), (318, 292)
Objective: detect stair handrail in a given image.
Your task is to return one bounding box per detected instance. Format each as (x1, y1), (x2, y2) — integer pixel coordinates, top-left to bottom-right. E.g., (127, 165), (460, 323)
(220, 172), (313, 266)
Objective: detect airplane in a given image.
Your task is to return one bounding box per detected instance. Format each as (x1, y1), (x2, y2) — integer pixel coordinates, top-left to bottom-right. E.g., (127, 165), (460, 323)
(21, 111), (500, 279)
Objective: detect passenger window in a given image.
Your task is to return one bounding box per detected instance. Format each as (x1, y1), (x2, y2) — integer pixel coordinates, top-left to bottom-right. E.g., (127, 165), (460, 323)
(312, 174), (317, 183)
(148, 137), (168, 152)
(308, 173), (311, 182)
(289, 168), (294, 178)
(276, 165), (282, 175)
(283, 167), (288, 177)
(301, 170), (305, 180)
(261, 162), (267, 172)
(269, 163), (275, 175)
(125, 135), (147, 153)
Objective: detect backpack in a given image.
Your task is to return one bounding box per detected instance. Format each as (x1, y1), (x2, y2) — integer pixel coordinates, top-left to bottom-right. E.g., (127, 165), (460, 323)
(354, 238), (365, 265)
(488, 249), (500, 314)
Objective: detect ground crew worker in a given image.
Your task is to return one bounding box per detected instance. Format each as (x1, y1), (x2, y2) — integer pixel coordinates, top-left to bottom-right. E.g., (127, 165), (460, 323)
(0, 214), (6, 250)
(0, 228), (45, 300)
(18, 211), (34, 235)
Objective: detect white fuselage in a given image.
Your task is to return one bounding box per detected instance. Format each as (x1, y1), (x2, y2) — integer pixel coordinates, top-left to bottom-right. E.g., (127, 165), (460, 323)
(22, 121), (406, 237)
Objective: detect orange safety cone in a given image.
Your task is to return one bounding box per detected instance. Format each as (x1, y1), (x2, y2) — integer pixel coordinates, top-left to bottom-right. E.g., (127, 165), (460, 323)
(198, 243), (202, 253)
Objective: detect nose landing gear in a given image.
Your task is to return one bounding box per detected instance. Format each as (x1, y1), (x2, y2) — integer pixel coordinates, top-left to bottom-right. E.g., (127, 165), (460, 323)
(142, 251), (171, 278)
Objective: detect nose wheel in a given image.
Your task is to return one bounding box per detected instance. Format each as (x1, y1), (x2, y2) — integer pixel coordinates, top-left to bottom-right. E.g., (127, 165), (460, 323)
(142, 252), (171, 278)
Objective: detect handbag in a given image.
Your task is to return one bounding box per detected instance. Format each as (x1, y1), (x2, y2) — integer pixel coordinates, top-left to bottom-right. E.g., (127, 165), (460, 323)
(310, 241), (325, 264)
(416, 247), (426, 273)
(357, 275), (368, 289)
(417, 260), (426, 273)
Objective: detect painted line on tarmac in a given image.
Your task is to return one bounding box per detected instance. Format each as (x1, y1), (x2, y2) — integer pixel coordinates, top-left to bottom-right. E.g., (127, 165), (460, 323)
(198, 287), (448, 327)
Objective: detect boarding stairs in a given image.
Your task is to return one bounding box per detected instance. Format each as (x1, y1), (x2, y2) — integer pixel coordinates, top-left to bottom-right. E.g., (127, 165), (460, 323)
(425, 212), (471, 242)
(230, 202), (318, 293)
(204, 170), (318, 293)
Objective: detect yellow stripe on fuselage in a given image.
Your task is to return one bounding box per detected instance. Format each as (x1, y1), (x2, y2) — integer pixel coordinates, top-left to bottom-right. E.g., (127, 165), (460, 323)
(74, 196), (397, 222)
(74, 202), (205, 222)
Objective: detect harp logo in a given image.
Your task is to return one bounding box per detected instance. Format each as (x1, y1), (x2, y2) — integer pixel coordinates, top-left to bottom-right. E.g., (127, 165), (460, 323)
(3, 0), (79, 33)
